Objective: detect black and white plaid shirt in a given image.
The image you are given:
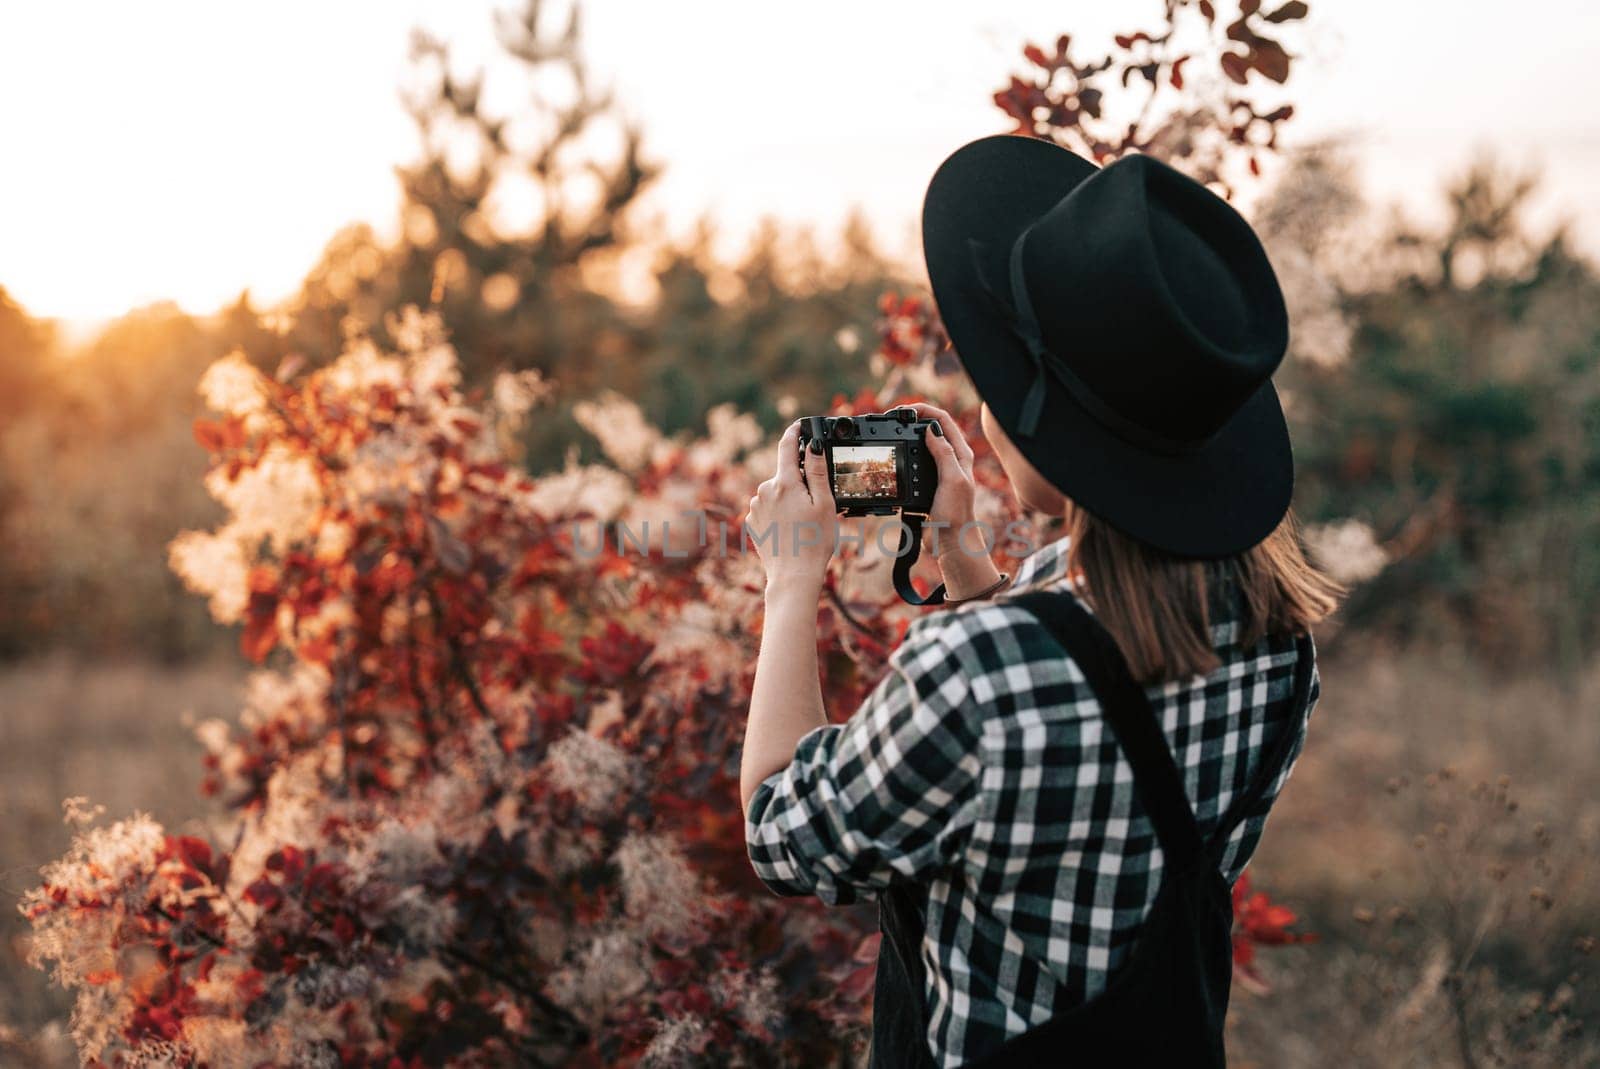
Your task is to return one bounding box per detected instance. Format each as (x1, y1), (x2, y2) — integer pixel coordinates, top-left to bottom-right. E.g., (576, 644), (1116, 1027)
(744, 536), (1319, 1067)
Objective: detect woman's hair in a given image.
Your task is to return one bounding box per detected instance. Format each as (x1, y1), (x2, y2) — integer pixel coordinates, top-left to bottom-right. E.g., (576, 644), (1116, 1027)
(1064, 506), (1342, 685)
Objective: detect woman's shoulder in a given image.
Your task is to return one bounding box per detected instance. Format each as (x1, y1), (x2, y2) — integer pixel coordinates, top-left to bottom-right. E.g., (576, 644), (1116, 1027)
(902, 579), (1316, 719)
(896, 584), (1101, 716)
(904, 583), (1086, 654)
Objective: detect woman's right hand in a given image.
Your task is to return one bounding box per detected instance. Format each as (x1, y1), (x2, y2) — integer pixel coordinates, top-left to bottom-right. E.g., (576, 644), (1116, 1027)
(905, 402), (1005, 599)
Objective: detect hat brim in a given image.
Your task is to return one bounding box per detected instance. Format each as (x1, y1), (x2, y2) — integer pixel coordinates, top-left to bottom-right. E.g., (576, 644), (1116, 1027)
(921, 134), (1293, 559)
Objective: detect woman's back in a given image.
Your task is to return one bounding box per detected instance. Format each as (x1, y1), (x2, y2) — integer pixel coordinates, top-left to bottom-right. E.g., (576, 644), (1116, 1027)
(747, 536), (1321, 1068)
(950, 548), (1318, 1058)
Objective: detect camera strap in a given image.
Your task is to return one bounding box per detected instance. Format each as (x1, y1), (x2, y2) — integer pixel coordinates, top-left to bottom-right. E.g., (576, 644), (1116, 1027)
(892, 513), (946, 606)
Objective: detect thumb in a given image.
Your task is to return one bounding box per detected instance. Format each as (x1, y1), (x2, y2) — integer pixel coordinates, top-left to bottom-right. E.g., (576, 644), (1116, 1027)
(802, 443), (834, 503)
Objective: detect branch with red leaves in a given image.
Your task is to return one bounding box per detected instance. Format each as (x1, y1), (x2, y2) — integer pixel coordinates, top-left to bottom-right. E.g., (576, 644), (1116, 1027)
(993, 0), (1307, 194)
(1231, 870), (1319, 994)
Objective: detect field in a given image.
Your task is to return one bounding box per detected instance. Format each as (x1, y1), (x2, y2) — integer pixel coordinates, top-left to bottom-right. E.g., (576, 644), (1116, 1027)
(1227, 646), (1600, 1066)
(3, 646), (1594, 1066)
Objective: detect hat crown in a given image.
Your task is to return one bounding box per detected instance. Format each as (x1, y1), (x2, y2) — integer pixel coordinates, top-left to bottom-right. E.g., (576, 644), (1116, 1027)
(1017, 153), (1288, 446)
(919, 133), (1295, 558)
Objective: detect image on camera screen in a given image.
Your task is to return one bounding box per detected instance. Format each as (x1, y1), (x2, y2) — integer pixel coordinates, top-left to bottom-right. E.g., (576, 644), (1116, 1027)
(831, 445), (899, 500)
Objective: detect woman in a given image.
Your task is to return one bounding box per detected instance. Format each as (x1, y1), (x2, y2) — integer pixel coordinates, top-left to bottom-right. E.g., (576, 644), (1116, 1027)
(740, 135), (1341, 1068)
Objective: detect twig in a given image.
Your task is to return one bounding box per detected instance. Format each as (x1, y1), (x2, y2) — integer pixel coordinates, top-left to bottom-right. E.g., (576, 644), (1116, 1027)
(442, 945), (589, 1044)
(824, 583), (880, 641)
(448, 631), (494, 720)
(152, 905), (231, 952)
(425, 586), (495, 721)
(406, 598), (441, 762)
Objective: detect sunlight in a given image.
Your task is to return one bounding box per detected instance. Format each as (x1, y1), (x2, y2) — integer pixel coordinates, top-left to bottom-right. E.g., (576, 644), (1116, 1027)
(0, 1), (421, 325)
(0, 0), (1593, 329)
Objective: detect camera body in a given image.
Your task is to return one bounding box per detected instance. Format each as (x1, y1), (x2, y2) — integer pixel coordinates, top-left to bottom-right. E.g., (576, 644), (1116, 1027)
(799, 406), (938, 517)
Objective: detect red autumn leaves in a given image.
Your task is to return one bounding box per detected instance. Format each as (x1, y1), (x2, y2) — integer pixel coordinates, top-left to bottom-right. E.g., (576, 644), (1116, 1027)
(993, 0), (1306, 192)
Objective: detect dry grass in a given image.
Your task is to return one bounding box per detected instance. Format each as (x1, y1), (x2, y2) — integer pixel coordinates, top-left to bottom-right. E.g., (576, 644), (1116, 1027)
(0, 655), (242, 1058)
(1247, 644), (1600, 902)
(1229, 646), (1600, 1067)
(0, 649), (1595, 1066)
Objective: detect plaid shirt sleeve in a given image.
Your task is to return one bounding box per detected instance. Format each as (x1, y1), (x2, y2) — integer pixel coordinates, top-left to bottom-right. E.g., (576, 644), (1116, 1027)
(744, 614), (985, 906)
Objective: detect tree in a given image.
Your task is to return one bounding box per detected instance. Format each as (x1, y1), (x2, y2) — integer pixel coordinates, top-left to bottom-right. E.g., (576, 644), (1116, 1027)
(0, 285), (52, 422)
(0, 286), (55, 656)
(634, 214), (898, 435)
(0, 299), (262, 660)
(289, 0), (656, 388)
(284, 1), (900, 476)
(1285, 157), (1600, 668)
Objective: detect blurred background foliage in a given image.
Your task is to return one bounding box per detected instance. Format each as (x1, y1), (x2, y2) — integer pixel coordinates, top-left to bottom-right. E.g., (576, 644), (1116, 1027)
(1, 0), (1597, 675)
(1268, 148), (1600, 674)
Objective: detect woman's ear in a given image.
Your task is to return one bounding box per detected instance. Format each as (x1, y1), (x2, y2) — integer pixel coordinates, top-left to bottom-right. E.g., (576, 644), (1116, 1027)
(981, 403), (1068, 516)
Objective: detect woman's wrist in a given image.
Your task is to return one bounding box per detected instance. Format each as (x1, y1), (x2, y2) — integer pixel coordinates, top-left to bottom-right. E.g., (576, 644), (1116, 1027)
(764, 569), (826, 604)
(927, 519), (1002, 600)
(938, 550), (1005, 601)
(927, 514), (993, 558)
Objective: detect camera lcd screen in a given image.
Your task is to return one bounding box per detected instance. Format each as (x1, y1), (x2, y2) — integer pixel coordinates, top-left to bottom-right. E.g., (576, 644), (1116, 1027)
(831, 445), (899, 500)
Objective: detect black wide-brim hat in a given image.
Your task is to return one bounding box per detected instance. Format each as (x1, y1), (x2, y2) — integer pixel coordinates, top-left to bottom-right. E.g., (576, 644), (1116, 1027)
(922, 135), (1293, 559)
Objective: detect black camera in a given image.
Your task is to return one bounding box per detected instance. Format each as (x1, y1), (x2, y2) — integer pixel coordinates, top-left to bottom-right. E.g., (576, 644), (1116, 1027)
(798, 406), (938, 517)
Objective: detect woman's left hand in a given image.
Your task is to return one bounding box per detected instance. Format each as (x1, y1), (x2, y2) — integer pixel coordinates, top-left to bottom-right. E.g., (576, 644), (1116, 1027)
(747, 421), (838, 593)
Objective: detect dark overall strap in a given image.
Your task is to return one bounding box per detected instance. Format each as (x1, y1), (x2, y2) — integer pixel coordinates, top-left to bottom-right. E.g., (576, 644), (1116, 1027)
(870, 879), (938, 1069)
(1009, 590), (1208, 871)
(892, 513), (947, 606)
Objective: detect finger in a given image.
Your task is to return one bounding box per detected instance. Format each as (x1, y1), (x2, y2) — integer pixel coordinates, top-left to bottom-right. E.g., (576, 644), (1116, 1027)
(775, 420), (804, 486)
(924, 425), (966, 485)
(906, 402), (974, 470)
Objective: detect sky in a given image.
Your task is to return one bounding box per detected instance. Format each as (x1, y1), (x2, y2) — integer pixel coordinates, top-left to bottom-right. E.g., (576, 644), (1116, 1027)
(2, 0), (1596, 330)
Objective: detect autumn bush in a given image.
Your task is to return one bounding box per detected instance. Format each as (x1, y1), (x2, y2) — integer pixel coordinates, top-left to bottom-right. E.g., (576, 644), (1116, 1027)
(19, 311), (854, 1066)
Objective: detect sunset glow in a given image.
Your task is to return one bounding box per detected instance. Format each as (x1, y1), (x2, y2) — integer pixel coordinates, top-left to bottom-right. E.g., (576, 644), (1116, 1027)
(2, 0), (1595, 327)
